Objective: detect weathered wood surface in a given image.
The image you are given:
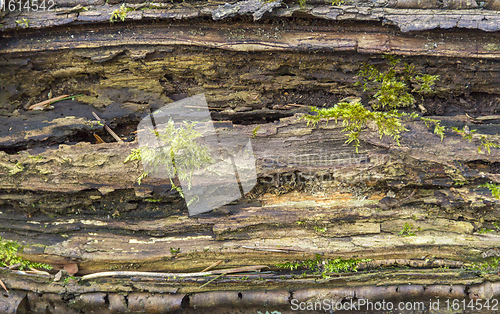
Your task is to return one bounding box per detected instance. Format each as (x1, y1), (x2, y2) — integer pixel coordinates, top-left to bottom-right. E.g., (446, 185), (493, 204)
(2, 0), (500, 33)
(2, 0), (500, 312)
(0, 113), (498, 272)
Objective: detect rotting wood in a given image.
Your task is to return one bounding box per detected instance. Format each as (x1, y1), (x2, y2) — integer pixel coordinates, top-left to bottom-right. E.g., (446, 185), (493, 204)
(2, 0), (500, 311)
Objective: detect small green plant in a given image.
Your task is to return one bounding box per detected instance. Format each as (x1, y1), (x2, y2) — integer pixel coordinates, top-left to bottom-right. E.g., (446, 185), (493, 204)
(356, 55), (438, 111)
(0, 237), (52, 270)
(478, 228), (494, 234)
(298, 0), (307, 8)
(170, 247), (180, 254)
(478, 135), (500, 155)
(413, 74), (440, 95)
(124, 148), (142, 163)
(314, 226), (327, 233)
(110, 4), (131, 23)
(493, 222), (500, 230)
(252, 126), (260, 138)
(63, 276), (78, 284)
(329, 0), (345, 5)
(451, 126), (476, 142)
(124, 118), (216, 203)
(464, 257), (500, 273)
(479, 182), (500, 199)
(302, 102), (408, 153)
(420, 117), (445, 141)
(15, 18), (29, 28)
(303, 56), (441, 153)
(399, 222), (416, 237)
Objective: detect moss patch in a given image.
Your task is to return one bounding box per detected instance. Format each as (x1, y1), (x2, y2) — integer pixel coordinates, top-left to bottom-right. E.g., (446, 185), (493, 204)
(0, 236), (52, 270)
(276, 254), (371, 278)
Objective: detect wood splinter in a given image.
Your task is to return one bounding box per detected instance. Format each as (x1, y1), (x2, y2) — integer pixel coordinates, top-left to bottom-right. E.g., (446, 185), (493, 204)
(92, 112), (124, 143)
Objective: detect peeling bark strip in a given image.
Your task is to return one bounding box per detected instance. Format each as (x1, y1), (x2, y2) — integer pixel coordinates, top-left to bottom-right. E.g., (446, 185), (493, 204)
(2, 0), (500, 33)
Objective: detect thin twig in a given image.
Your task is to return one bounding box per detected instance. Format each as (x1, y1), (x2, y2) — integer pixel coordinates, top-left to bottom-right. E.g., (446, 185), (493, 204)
(26, 268), (51, 276)
(201, 260), (222, 272)
(241, 246), (305, 253)
(185, 105), (226, 110)
(92, 112), (124, 143)
(199, 274), (224, 289)
(475, 115), (500, 121)
(28, 95), (69, 110)
(286, 103), (309, 108)
(81, 265), (269, 281)
(0, 278), (8, 293)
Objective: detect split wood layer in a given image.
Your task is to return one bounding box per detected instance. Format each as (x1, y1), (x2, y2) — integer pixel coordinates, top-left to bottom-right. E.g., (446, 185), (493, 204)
(3, 279), (500, 313)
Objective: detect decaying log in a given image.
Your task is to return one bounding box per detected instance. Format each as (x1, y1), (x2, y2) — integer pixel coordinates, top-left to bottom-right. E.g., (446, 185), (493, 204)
(2, 0), (500, 312)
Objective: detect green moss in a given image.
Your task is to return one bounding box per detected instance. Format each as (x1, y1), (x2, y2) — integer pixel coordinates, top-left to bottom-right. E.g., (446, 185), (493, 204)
(464, 257), (500, 273)
(303, 56), (442, 152)
(28, 155), (44, 161)
(145, 198), (162, 202)
(494, 221), (500, 230)
(15, 18), (29, 28)
(478, 135), (500, 155)
(170, 247), (180, 254)
(0, 237), (52, 270)
(110, 5), (132, 23)
(252, 126), (260, 138)
(276, 254), (371, 278)
(478, 228), (494, 234)
(420, 117), (445, 141)
(451, 126), (476, 142)
(399, 222), (416, 237)
(125, 118), (216, 201)
(479, 182), (500, 199)
(302, 102), (408, 153)
(314, 226), (327, 233)
(63, 276), (78, 285)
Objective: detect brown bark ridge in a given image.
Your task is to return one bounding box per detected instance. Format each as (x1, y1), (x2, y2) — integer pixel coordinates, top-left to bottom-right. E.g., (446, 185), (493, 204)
(2, 0), (500, 312)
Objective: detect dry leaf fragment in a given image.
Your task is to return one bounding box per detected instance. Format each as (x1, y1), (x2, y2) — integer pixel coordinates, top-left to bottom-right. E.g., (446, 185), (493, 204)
(64, 263), (78, 275)
(93, 133), (105, 144)
(201, 260), (223, 272)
